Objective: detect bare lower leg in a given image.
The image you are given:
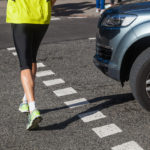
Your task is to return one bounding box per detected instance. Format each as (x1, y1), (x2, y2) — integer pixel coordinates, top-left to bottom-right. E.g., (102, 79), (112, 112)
(31, 63), (37, 82)
(21, 69), (35, 103)
(21, 63), (37, 104)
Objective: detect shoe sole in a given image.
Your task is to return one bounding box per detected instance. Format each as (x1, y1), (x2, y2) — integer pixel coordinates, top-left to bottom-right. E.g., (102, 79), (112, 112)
(19, 108), (29, 113)
(27, 116), (43, 130)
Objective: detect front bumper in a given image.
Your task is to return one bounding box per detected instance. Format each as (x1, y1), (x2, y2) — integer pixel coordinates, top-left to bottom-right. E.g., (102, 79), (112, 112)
(93, 54), (120, 81)
(93, 32), (112, 74)
(93, 30), (121, 81)
(93, 55), (109, 74)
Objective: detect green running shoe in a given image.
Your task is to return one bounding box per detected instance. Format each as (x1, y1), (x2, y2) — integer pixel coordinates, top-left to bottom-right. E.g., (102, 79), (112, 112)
(26, 109), (42, 130)
(19, 103), (29, 113)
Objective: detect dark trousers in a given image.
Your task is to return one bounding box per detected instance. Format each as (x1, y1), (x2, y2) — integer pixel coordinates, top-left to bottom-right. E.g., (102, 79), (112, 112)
(96, 0), (105, 9)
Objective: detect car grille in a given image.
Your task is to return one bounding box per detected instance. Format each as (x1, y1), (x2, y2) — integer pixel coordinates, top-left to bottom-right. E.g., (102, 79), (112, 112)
(96, 42), (112, 64)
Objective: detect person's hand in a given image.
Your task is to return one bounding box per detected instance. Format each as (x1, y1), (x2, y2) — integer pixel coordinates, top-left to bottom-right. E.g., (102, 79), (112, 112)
(51, 0), (56, 8)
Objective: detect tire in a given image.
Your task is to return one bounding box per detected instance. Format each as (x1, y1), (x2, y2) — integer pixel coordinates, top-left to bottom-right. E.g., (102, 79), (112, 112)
(129, 47), (150, 111)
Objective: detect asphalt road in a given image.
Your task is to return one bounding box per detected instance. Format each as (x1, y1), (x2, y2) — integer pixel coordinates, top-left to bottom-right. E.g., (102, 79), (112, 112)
(0, 17), (150, 150)
(0, 17), (98, 49)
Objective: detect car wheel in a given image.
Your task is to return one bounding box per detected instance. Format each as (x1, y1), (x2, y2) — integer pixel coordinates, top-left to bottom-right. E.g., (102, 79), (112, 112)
(129, 47), (150, 111)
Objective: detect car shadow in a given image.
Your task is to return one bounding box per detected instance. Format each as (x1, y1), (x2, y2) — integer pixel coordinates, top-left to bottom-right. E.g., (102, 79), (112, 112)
(52, 2), (95, 17)
(38, 93), (134, 131)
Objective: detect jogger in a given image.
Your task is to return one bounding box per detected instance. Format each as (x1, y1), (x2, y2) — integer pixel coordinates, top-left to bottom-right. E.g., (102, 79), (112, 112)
(6, 0), (56, 130)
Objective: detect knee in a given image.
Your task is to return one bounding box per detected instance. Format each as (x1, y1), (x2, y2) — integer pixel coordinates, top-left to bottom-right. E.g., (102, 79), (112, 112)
(20, 63), (32, 71)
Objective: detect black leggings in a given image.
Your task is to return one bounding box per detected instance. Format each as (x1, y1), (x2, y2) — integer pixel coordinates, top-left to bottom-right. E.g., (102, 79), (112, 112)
(11, 24), (49, 70)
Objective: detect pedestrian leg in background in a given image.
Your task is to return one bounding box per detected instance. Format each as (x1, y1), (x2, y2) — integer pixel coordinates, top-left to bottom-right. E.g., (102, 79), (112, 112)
(96, 0), (101, 12)
(100, 0), (105, 14)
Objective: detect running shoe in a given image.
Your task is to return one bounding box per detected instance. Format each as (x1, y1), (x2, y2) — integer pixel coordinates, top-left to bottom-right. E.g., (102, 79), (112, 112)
(26, 109), (42, 130)
(100, 9), (105, 15)
(96, 8), (100, 13)
(19, 103), (29, 113)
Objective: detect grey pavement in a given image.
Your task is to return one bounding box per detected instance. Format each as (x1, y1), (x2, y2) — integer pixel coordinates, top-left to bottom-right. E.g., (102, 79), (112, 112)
(0, 36), (149, 150)
(0, 18), (98, 49)
(0, 0), (149, 150)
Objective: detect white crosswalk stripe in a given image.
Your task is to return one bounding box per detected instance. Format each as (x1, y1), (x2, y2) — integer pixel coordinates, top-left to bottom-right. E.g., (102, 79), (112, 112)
(111, 141), (144, 150)
(37, 62), (45, 68)
(88, 37), (96, 40)
(78, 110), (106, 122)
(7, 47), (15, 51)
(12, 52), (17, 56)
(53, 87), (77, 97)
(92, 124), (122, 138)
(68, 17), (87, 19)
(51, 17), (61, 21)
(64, 98), (89, 108)
(36, 70), (55, 77)
(43, 79), (65, 86)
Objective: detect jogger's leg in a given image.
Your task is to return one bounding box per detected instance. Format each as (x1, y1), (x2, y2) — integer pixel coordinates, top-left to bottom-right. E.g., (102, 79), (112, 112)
(21, 68), (37, 113)
(11, 24), (45, 130)
(21, 69), (35, 103)
(20, 66), (37, 113)
(32, 63), (37, 82)
(22, 63), (37, 102)
(21, 24), (48, 113)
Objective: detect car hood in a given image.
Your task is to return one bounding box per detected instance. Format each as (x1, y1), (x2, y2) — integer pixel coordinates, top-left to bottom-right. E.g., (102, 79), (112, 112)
(106, 0), (150, 14)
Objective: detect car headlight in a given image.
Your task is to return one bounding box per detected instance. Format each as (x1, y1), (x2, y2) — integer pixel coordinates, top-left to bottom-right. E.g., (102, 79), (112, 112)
(102, 14), (137, 27)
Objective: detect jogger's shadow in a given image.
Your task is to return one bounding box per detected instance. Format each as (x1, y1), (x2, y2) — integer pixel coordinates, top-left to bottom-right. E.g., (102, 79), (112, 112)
(38, 93), (134, 131)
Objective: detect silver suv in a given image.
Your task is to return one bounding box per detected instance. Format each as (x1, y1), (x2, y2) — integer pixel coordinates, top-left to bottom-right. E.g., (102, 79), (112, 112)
(94, 0), (150, 111)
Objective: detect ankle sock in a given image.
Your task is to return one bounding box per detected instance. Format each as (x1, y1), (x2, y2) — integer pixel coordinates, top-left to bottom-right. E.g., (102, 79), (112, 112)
(28, 101), (36, 112)
(23, 94), (28, 104)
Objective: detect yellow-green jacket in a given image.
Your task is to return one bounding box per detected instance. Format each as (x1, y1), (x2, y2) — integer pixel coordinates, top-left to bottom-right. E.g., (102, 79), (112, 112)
(6, 0), (51, 24)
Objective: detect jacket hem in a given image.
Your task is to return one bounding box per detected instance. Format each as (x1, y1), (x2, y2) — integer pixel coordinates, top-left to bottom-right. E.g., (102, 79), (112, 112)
(6, 19), (50, 24)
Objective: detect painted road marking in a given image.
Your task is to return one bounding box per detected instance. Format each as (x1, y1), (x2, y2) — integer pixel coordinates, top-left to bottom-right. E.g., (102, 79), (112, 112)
(88, 37), (96, 40)
(36, 70), (55, 77)
(43, 79), (65, 86)
(92, 124), (122, 138)
(37, 62), (45, 68)
(64, 98), (89, 108)
(51, 17), (61, 21)
(111, 141), (144, 150)
(78, 110), (106, 122)
(12, 52), (17, 56)
(7, 47), (15, 51)
(53, 87), (77, 97)
(68, 17), (87, 19)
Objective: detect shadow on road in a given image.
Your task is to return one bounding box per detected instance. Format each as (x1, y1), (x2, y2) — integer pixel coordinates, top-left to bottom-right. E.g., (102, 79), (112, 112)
(53, 2), (95, 17)
(40, 105), (68, 114)
(38, 93), (134, 131)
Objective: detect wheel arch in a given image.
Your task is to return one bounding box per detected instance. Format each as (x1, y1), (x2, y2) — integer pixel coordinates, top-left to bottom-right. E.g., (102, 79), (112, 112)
(120, 36), (150, 84)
